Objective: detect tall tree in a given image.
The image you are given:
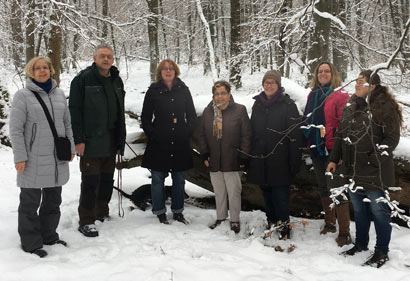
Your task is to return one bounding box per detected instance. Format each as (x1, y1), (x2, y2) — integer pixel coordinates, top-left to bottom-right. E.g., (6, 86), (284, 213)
(230, 0), (242, 88)
(332, 0), (348, 80)
(146, 0), (160, 82)
(25, 0), (36, 63)
(10, 0), (24, 72)
(48, 4), (63, 85)
(307, 0), (331, 77)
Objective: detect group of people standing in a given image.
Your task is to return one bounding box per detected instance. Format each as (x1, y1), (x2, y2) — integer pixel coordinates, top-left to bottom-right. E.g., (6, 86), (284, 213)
(9, 44), (402, 269)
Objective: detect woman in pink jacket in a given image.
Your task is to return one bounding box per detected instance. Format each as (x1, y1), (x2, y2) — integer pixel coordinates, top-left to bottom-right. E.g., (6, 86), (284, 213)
(303, 61), (351, 246)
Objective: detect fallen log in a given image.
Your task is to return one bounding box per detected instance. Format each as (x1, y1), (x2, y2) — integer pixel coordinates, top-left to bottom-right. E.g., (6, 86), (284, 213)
(122, 116), (410, 219)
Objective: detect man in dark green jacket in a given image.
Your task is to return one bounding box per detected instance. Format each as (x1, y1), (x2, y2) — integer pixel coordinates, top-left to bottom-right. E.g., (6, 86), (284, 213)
(69, 44), (126, 238)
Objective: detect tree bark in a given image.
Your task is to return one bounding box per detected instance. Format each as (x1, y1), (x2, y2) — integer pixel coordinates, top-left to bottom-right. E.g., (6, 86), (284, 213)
(48, 5), (63, 86)
(307, 0), (331, 78)
(102, 0), (109, 39)
(25, 0), (36, 64)
(10, 0), (24, 72)
(331, 0), (348, 80)
(229, 0), (242, 88)
(196, 0), (218, 81)
(146, 0), (160, 83)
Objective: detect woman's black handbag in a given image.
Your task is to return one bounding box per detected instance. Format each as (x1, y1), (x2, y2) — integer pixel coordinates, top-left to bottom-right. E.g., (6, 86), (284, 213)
(32, 91), (72, 161)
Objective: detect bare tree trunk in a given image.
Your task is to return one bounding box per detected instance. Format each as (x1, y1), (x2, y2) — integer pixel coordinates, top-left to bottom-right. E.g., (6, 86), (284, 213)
(356, 3), (366, 67)
(25, 0), (36, 63)
(159, 0), (169, 59)
(146, 0), (160, 82)
(10, 0), (24, 71)
(187, 4), (194, 66)
(48, 5), (63, 86)
(332, 0), (348, 80)
(229, 0), (242, 88)
(102, 0), (109, 39)
(277, 0), (292, 75)
(196, 0), (218, 81)
(307, 0), (331, 78)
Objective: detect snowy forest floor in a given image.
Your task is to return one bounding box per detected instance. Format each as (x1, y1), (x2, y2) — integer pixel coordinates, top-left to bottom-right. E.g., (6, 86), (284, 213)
(1, 145), (410, 281)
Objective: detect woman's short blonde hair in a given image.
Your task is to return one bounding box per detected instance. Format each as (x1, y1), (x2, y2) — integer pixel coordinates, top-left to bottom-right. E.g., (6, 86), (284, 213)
(155, 59), (181, 82)
(309, 61), (342, 89)
(25, 56), (55, 79)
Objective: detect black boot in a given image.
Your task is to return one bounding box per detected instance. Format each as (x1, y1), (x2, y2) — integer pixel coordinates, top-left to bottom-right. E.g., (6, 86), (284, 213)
(31, 248), (48, 258)
(44, 239), (68, 247)
(341, 244), (368, 256)
(173, 213), (189, 225)
(157, 213), (170, 224)
(363, 251), (389, 268)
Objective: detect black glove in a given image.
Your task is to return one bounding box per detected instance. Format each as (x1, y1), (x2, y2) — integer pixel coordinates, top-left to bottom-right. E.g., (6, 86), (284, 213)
(201, 153), (210, 162)
(239, 158), (250, 171)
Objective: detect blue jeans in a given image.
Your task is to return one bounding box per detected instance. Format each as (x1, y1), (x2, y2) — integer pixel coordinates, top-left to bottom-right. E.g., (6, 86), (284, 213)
(349, 190), (392, 253)
(261, 185), (290, 224)
(151, 170), (185, 215)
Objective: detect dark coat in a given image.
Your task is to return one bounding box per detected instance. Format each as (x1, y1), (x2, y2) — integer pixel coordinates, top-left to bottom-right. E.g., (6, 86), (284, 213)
(247, 92), (302, 186)
(329, 94), (401, 191)
(141, 78), (196, 172)
(198, 97), (252, 172)
(69, 63), (126, 157)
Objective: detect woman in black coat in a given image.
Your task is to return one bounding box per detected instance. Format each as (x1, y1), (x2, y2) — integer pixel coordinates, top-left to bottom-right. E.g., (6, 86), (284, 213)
(327, 70), (402, 267)
(141, 59), (196, 225)
(247, 70), (301, 239)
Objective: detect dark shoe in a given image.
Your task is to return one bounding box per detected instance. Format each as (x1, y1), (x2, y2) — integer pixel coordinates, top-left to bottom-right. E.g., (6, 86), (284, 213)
(277, 220), (291, 240)
(157, 213), (170, 224)
(363, 251), (389, 268)
(209, 219), (225, 229)
(336, 233), (352, 247)
(341, 245), (368, 256)
(78, 224), (99, 237)
(173, 213), (189, 225)
(44, 239), (68, 247)
(230, 221), (240, 234)
(96, 215), (111, 222)
(31, 248), (48, 258)
(320, 223), (336, 235)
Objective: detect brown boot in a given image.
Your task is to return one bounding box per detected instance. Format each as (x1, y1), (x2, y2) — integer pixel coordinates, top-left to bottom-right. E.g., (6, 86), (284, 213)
(335, 203), (352, 247)
(320, 197), (336, 235)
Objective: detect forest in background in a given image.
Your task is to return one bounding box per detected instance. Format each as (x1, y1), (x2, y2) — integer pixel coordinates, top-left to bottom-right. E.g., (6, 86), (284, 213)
(0, 0), (410, 147)
(0, 0), (409, 88)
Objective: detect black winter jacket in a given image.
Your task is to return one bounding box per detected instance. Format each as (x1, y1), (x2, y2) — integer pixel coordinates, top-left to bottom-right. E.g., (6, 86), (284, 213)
(141, 78), (197, 172)
(329, 94), (400, 191)
(69, 63), (126, 157)
(247, 92), (302, 186)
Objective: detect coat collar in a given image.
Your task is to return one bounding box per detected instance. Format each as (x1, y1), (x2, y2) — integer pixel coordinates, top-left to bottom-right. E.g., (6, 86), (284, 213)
(25, 78), (58, 95)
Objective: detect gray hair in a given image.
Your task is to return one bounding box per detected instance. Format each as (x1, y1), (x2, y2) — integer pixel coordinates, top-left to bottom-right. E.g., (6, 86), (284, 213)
(95, 44), (113, 56)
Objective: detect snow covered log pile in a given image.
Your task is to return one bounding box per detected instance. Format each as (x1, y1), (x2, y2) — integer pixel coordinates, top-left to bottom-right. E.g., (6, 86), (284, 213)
(122, 115), (410, 216)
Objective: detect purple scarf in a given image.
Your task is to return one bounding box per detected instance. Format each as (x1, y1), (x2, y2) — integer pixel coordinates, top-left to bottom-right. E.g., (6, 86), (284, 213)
(257, 87), (285, 107)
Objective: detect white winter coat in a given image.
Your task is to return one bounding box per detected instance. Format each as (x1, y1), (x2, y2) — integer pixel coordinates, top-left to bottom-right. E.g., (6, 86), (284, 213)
(9, 78), (75, 188)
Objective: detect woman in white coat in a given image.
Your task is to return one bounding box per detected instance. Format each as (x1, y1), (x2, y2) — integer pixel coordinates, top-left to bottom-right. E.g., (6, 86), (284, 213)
(9, 56), (75, 258)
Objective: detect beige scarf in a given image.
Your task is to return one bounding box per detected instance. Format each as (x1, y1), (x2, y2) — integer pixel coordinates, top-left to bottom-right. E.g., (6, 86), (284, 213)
(212, 100), (229, 139)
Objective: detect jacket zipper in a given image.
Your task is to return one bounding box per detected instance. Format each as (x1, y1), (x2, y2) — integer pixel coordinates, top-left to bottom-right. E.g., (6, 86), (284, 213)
(29, 123), (37, 152)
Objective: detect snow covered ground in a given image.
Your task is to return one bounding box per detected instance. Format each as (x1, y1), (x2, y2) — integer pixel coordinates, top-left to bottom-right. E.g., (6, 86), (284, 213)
(1, 144), (410, 281)
(1, 60), (410, 280)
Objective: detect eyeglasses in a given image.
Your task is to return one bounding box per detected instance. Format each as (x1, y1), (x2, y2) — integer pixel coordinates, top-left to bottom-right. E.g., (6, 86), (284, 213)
(34, 66), (49, 71)
(162, 67), (175, 71)
(263, 81), (277, 86)
(356, 79), (369, 87)
(213, 92), (229, 97)
(318, 70), (331, 74)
